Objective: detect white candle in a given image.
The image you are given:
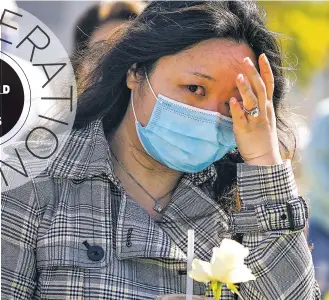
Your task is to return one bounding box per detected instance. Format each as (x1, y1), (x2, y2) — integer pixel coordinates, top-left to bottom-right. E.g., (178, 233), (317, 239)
(186, 229), (195, 300)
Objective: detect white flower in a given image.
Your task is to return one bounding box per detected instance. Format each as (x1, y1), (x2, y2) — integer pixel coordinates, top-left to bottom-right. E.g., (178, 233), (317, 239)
(189, 238), (256, 284)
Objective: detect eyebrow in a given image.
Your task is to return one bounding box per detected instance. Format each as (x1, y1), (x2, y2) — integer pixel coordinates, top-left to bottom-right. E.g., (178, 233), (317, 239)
(189, 72), (217, 82)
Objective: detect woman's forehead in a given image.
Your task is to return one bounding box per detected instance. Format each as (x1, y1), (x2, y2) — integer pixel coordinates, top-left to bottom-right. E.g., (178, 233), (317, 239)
(158, 39), (257, 76)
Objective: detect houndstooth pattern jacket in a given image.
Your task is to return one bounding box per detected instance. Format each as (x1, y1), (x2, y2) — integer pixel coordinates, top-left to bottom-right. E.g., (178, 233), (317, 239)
(1, 117), (321, 299)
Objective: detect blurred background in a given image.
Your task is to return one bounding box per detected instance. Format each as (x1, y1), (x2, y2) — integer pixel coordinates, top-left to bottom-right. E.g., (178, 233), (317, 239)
(6, 0), (329, 298)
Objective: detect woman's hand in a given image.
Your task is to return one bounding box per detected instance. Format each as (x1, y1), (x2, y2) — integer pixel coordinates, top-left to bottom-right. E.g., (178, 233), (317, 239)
(229, 54), (283, 166)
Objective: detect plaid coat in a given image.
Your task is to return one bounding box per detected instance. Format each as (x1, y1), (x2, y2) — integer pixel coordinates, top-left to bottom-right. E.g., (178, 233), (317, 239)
(1, 118), (321, 299)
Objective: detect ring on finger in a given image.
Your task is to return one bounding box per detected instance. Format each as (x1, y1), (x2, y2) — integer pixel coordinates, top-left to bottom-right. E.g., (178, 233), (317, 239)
(243, 106), (260, 118)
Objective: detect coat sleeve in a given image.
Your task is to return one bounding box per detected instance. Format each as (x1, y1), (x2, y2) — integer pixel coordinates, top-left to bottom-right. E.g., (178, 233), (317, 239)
(228, 160), (321, 300)
(1, 180), (42, 299)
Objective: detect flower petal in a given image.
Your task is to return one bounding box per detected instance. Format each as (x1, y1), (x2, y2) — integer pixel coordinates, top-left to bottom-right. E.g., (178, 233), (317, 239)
(218, 239), (249, 259)
(211, 239), (249, 268)
(188, 259), (212, 283)
(222, 265), (256, 284)
(210, 265), (230, 282)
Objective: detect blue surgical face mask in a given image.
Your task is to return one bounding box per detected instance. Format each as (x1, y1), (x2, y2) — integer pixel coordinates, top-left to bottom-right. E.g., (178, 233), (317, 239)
(131, 72), (237, 173)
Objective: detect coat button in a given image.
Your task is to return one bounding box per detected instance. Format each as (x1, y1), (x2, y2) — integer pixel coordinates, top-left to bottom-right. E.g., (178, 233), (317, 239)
(177, 269), (187, 275)
(281, 214), (287, 220)
(87, 246), (104, 261)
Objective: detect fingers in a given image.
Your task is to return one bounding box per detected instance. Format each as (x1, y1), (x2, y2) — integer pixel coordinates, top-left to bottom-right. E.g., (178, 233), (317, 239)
(236, 74), (258, 118)
(242, 57), (267, 114)
(259, 53), (274, 101)
(231, 54), (275, 128)
(229, 97), (247, 128)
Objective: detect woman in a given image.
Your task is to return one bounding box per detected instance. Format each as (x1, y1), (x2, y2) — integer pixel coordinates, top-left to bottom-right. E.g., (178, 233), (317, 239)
(1, 1), (321, 299)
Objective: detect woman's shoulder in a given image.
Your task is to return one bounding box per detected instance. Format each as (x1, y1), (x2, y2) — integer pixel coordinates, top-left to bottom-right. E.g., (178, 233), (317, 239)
(2, 117), (113, 209)
(1, 172), (58, 214)
(46, 117), (111, 179)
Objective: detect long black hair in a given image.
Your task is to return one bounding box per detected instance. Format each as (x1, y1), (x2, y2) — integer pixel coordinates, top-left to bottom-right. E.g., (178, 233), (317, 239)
(73, 1), (296, 213)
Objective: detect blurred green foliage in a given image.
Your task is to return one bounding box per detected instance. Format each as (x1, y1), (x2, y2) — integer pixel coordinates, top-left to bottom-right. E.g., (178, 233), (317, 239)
(259, 1), (329, 86)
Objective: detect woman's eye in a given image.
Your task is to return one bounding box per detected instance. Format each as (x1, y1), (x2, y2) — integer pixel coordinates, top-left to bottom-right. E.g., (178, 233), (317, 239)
(187, 85), (206, 97)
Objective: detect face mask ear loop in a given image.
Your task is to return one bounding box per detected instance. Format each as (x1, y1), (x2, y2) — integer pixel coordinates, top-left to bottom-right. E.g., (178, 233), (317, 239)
(131, 70), (158, 123)
(130, 89), (138, 122)
(144, 69), (158, 101)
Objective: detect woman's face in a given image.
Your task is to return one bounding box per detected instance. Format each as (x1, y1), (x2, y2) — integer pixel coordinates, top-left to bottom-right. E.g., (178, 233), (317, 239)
(127, 38), (257, 127)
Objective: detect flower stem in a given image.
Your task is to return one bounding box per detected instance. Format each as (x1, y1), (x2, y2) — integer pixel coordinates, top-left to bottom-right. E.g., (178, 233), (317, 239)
(211, 281), (222, 300)
(217, 282), (222, 300)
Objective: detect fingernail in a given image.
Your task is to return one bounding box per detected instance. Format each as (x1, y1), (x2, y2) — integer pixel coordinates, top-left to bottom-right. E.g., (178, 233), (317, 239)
(237, 74), (244, 83)
(244, 57), (254, 66)
(262, 53), (269, 62)
(230, 97), (237, 104)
